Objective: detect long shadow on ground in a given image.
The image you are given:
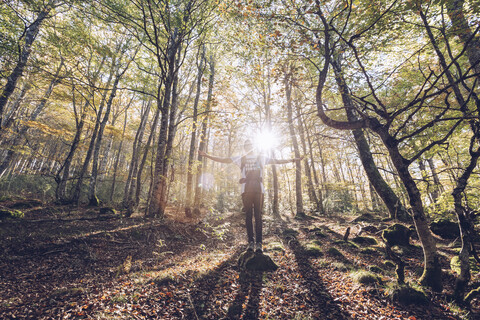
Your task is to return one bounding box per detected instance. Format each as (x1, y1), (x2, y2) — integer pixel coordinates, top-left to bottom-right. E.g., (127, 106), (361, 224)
(226, 270), (263, 320)
(284, 232), (353, 320)
(185, 247), (245, 319)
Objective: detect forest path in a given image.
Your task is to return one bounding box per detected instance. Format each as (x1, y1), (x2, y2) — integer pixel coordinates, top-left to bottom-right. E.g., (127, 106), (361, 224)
(0, 203), (471, 319)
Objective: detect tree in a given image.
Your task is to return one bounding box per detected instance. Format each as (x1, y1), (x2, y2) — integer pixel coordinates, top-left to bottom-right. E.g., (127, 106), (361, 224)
(0, 0), (62, 131)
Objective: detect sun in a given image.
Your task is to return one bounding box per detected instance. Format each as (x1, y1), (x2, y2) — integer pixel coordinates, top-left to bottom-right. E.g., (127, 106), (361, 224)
(253, 127), (280, 153)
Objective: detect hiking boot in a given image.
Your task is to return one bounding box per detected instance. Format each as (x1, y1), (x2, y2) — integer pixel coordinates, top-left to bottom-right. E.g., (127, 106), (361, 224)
(255, 242), (263, 253)
(247, 242), (254, 251)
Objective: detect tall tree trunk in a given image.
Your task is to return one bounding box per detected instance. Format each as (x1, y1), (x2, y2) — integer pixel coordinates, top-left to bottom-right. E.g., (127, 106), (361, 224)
(296, 107), (320, 212)
(55, 100), (87, 203)
(0, 58), (63, 176)
(0, 2), (55, 130)
(331, 58), (410, 221)
(452, 139), (480, 302)
(445, 0), (480, 81)
(56, 55), (107, 203)
(284, 67), (304, 218)
(71, 59), (115, 204)
(135, 103), (161, 208)
(194, 54), (215, 208)
(87, 69), (124, 206)
(147, 29), (179, 218)
(427, 158), (442, 203)
(377, 126), (442, 291)
(123, 99), (152, 211)
(306, 124), (325, 214)
(109, 110), (128, 203)
(0, 82), (31, 133)
(185, 46), (205, 215)
(159, 46), (183, 213)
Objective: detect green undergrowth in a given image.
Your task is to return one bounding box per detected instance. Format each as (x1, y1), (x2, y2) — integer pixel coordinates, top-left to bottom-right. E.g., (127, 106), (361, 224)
(350, 270), (382, 285)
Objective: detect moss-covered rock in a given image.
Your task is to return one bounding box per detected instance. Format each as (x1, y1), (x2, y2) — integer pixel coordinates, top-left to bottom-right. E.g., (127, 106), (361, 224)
(9, 199), (43, 209)
(352, 213), (377, 223)
(99, 207), (116, 215)
(384, 260), (396, 270)
(352, 236), (378, 245)
(237, 250), (278, 272)
(282, 228), (299, 239)
(450, 255), (480, 274)
(326, 247), (345, 259)
(350, 270), (382, 285)
(360, 247), (378, 255)
(389, 285), (429, 305)
(244, 252), (278, 272)
(0, 208), (24, 220)
(430, 219), (459, 239)
(304, 242), (323, 257)
(368, 265), (384, 274)
(333, 240), (359, 249)
(382, 224), (411, 247)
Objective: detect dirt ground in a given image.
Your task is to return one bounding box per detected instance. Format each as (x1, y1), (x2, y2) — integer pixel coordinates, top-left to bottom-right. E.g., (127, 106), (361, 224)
(0, 200), (479, 319)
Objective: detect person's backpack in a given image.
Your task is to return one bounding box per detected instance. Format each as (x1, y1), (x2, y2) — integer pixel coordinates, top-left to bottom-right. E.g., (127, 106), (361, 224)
(239, 155), (263, 193)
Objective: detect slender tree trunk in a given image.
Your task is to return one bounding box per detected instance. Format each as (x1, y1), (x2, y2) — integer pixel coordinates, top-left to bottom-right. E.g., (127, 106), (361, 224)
(87, 70), (123, 206)
(284, 67), (304, 218)
(185, 47), (205, 215)
(147, 29), (179, 218)
(110, 111), (128, 202)
(445, 0), (480, 81)
(0, 3), (55, 130)
(452, 141), (480, 301)
(377, 127), (442, 291)
(123, 99), (152, 210)
(296, 107), (320, 212)
(135, 103), (161, 208)
(427, 158), (442, 202)
(0, 82), (31, 133)
(159, 47), (183, 213)
(0, 58), (63, 176)
(332, 58), (410, 221)
(194, 54), (214, 208)
(71, 60), (115, 204)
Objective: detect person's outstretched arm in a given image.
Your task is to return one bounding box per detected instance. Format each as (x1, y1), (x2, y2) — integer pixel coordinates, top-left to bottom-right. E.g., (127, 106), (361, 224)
(199, 150), (233, 164)
(270, 156), (304, 164)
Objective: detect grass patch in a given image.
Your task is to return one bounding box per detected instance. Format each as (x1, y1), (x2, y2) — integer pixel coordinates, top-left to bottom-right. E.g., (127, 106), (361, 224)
(265, 241), (285, 252)
(350, 270), (382, 285)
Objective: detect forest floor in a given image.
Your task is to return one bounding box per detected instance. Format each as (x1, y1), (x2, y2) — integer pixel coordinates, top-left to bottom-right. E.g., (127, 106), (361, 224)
(0, 198), (479, 319)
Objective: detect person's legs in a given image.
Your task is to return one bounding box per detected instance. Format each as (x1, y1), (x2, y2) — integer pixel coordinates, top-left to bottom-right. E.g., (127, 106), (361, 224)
(253, 192), (264, 250)
(242, 193), (254, 247)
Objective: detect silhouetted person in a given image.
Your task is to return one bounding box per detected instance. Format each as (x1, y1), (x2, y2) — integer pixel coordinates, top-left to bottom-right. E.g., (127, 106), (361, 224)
(199, 139), (302, 252)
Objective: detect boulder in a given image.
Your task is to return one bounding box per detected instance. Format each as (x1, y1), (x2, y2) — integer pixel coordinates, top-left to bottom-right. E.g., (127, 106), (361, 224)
(382, 223), (411, 247)
(238, 250), (278, 272)
(430, 219), (459, 239)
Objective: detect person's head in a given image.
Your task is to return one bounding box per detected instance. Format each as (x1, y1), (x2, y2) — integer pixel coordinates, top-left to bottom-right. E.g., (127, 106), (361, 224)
(244, 139), (254, 153)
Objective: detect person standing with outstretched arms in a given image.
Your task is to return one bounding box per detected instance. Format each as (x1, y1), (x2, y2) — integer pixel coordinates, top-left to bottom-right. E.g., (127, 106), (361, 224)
(199, 139), (302, 253)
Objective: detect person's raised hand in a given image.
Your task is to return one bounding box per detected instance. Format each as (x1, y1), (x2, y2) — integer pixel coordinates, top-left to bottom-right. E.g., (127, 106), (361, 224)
(198, 149), (207, 157)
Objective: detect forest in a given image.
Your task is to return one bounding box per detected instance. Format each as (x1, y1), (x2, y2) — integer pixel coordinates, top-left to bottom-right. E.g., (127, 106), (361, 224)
(0, 0), (479, 319)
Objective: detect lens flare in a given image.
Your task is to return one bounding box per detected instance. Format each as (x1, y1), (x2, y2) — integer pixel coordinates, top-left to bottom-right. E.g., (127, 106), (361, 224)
(254, 128), (280, 152)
